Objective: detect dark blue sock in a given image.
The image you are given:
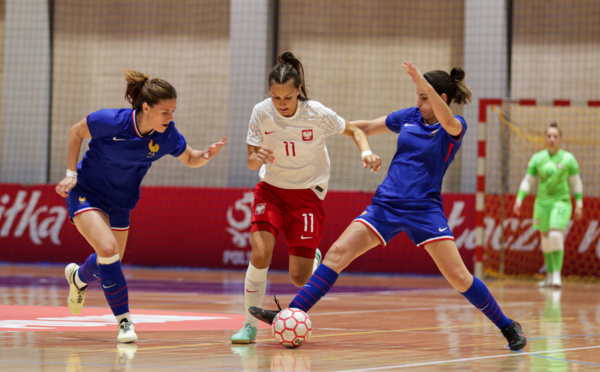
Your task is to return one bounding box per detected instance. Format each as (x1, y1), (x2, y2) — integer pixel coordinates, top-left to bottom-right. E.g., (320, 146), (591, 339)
(289, 264), (339, 312)
(460, 276), (511, 329)
(78, 253), (100, 285)
(98, 260), (130, 317)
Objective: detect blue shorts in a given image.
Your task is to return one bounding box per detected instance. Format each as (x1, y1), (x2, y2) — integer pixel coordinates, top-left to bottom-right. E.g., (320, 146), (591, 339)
(354, 199), (454, 247)
(66, 186), (131, 230)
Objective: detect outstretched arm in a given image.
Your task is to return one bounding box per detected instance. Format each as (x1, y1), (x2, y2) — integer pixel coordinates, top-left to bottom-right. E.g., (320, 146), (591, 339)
(341, 121), (382, 173)
(402, 61), (463, 136)
(178, 136), (227, 168)
(350, 115), (391, 137)
(55, 118), (91, 197)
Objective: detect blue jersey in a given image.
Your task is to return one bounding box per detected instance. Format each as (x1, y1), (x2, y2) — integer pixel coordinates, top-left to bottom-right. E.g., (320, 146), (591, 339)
(76, 108), (187, 209)
(374, 107), (466, 204)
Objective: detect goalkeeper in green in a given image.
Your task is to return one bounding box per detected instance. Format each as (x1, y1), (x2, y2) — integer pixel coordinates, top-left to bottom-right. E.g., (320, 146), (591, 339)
(513, 122), (583, 287)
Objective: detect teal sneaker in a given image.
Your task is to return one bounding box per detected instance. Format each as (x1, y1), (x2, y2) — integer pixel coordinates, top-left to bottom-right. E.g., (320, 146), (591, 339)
(312, 248), (322, 273)
(231, 322), (257, 344)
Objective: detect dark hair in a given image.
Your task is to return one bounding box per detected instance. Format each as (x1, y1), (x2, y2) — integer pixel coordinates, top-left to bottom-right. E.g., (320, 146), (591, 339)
(546, 122), (562, 136)
(268, 52), (308, 101)
(124, 70), (177, 110)
(424, 67), (471, 105)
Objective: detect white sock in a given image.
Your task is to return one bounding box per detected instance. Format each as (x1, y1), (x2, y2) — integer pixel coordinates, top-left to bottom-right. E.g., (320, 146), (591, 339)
(116, 312), (132, 324)
(74, 269), (87, 289)
(98, 253), (120, 264)
(244, 263), (268, 326)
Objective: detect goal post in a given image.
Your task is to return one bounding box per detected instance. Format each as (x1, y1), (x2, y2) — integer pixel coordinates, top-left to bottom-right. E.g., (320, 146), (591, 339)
(477, 98), (600, 279)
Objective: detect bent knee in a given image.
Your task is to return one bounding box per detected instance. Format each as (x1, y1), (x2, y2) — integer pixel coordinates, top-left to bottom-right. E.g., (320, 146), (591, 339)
(289, 271), (311, 287)
(96, 242), (119, 258)
(449, 271), (474, 293)
(321, 244), (350, 272)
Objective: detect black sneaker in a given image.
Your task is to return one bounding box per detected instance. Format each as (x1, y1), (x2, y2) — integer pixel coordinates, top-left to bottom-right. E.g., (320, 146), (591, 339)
(248, 307), (279, 325)
(249, 296), (282, 325)
(501, 320), (527, 351)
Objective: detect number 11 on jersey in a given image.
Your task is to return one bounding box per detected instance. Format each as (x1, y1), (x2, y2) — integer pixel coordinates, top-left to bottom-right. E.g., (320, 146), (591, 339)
(284, 141), (296, 156)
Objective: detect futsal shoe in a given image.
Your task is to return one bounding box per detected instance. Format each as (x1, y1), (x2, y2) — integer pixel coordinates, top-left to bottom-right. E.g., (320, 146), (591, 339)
(231, 322), (258, 344)
(312, 248), (322, 273)
(500, 320), (527, 351)
(537, 276), (550, 287)
(248, 307), (279, 326)
(551, 274), (562, 288)
(117, 319), (138, 343)
(65, 263), (87, 315)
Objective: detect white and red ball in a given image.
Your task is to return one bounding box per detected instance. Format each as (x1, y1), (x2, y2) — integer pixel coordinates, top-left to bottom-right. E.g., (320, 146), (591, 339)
(271, 308), (312, 348)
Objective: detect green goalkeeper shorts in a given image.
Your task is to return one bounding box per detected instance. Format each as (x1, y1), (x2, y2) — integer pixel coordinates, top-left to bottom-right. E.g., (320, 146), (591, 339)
(532, 199), (572, 233)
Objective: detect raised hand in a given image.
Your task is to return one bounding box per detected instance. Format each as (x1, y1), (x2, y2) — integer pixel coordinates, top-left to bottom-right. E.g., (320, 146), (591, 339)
(203, 136), (228, 159)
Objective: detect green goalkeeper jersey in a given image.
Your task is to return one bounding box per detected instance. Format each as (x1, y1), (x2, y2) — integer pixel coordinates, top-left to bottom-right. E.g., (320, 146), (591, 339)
(526, 149), (580, 203)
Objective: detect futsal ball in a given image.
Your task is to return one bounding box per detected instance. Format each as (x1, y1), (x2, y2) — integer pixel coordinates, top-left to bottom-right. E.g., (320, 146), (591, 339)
(271, 308), (312, 348)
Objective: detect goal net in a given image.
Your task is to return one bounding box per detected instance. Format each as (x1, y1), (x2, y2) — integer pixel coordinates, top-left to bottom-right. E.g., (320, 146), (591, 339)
(479, 99), (600, 279)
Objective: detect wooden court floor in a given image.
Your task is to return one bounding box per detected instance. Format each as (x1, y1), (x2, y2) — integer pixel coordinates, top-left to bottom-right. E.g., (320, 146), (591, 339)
(1, 263), (600, 371)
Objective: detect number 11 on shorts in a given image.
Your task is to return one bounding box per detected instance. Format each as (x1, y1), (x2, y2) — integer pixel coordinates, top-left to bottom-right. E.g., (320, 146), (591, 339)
(302, 213), (314, 232)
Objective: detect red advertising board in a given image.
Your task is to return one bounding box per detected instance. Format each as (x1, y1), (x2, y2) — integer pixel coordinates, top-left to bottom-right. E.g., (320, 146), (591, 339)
(483, 194), (600, 277)
(1, 184), (598, 277)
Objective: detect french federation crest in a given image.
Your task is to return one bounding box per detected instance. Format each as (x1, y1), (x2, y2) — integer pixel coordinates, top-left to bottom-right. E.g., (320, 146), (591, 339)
(255, 203), (266, 215)
(148, 140), (160, 157)
(302, 129), (313, 141)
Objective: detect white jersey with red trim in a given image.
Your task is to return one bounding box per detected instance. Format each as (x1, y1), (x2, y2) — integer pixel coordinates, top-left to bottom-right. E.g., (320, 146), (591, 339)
(246, 98), (346, 199)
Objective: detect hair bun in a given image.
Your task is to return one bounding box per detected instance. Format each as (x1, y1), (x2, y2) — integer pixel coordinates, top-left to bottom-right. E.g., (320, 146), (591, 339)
(450, 67), (465, 82)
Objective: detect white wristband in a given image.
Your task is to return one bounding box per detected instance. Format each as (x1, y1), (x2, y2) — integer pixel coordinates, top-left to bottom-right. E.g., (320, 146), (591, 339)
(361, 150), (372, 160)
(66, 169), (78, 178)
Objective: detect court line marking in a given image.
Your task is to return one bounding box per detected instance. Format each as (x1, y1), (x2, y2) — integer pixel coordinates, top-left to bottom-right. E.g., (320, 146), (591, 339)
(307, 317), (567, 339)
(314, 301), (529, 317)
(334, 345), (600, 371)
(527, 352), (600, 367)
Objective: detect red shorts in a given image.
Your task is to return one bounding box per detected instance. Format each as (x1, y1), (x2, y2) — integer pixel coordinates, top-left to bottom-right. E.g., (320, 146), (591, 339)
(251, 182), (324, 259)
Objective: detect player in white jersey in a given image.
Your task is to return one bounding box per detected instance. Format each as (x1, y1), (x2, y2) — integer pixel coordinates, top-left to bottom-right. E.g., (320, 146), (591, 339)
(231, 52), (381, 344)
(250, 62), (527, 351)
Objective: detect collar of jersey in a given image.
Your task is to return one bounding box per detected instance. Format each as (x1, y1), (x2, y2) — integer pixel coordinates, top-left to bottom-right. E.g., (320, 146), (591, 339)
(132, 109), (156, 138)
(273, 100), (303, 120)
(422, 118), (440, 126)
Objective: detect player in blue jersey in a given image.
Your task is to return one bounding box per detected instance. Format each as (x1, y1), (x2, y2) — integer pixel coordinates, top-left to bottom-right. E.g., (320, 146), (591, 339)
(249, 61), (527, 351)
(55, 70), (226, 343)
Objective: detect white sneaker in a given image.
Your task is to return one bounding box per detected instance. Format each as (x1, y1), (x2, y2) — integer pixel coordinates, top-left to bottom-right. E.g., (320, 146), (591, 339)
(551, 272), (562, 288)
(117, 319), (138, 343)
(312, 248), (322, 273)
(537, 277), (550, 287)
(65, 263), (87, 315)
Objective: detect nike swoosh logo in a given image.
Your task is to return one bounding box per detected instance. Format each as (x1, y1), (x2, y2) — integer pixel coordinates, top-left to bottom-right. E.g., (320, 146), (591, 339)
(245, 289), (258, 293)
(404, 124), (416, 127)
(102, 283), (117, 289)
(300, 236), (313, 240)
(113, 137), (127, 141)
(439, 227), (448, 232)
(265, 131), (276, 134)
